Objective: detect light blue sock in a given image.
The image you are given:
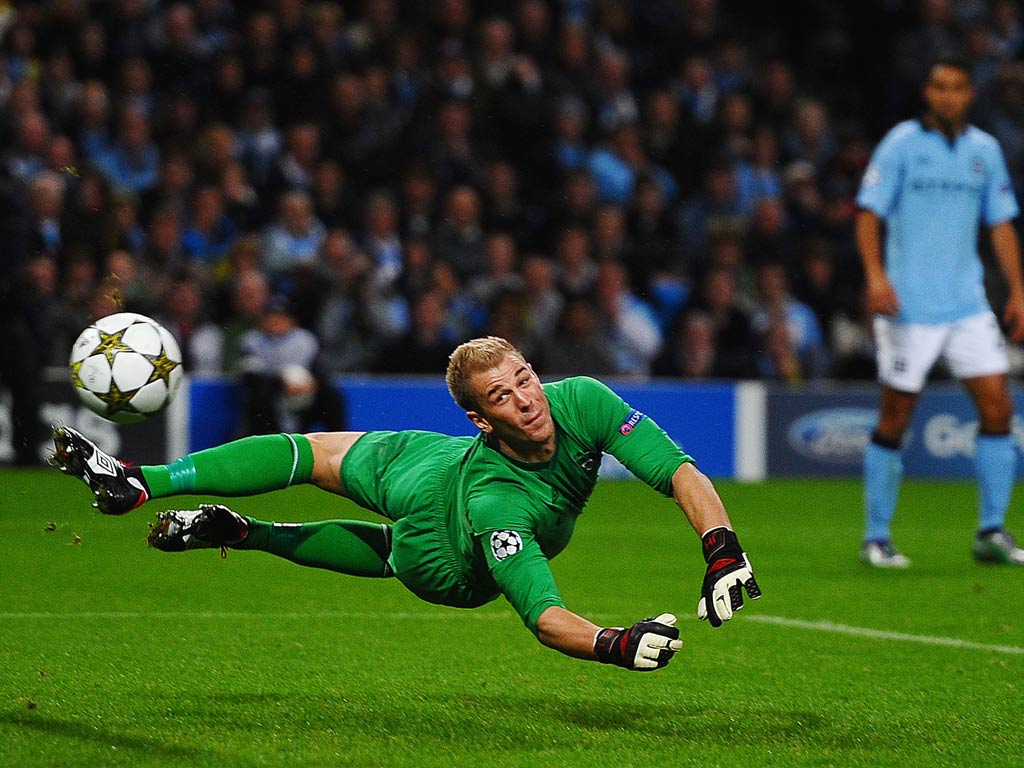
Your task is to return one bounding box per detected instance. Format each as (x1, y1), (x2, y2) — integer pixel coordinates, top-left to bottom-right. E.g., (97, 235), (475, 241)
(975, 434), (1016, 532)
(864, 441), (903, 542)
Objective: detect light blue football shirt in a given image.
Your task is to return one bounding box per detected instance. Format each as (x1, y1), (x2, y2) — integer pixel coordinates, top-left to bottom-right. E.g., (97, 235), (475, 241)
(857, 119), (1019, 323)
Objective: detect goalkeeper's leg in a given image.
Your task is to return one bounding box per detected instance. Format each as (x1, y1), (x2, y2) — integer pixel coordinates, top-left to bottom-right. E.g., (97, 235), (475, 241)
(137, 432), (364, 501)
(238, 516), (393, 577)
(149, 503), (394, 578)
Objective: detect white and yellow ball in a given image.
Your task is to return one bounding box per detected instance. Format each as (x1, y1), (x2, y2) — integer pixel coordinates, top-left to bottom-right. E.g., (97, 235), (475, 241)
(69, 312), (183, 424)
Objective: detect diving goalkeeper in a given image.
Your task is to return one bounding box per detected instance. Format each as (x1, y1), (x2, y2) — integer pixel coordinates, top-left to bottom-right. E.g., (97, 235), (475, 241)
(52, 336), (761, 671)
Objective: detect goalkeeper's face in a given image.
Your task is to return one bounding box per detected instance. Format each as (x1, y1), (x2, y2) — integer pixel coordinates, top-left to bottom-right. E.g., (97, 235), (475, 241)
(466, 354), (555, 455)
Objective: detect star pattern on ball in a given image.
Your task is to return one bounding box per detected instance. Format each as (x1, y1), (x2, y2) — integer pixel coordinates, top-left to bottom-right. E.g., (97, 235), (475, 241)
(93, 328), (129, 367)
(101, 380), (141, 419)
(69, 359), (85, 389)
(146, 348), (178, 387)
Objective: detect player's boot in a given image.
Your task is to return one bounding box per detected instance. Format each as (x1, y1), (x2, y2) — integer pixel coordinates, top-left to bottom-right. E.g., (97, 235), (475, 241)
(860, 539), (911, 568)
(148, 504), (249, 553)
(50, 425), (149, 515)
(972, 528), (1024, 565)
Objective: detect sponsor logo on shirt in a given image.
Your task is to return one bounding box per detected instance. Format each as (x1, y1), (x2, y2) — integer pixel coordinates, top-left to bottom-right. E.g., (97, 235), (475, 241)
(908, 178), (982, 195)
(619, 409), (646, 435)
(490, 530), (523, 561)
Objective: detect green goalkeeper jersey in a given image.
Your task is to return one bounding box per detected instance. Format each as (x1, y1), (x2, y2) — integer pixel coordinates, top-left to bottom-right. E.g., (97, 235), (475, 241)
(344, 376), (691, 633)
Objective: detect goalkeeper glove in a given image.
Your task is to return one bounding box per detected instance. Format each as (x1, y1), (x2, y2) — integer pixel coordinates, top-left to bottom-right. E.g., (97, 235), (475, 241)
(594, 613), (683, 671)
(698, 527), (761, 627)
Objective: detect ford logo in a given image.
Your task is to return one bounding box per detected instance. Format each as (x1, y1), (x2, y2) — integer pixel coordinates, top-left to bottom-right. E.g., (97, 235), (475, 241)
(787, 408), (878, 463)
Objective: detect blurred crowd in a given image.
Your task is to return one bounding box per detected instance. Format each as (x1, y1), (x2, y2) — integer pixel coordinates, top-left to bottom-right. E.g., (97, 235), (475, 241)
(3, 0), (1024, 397)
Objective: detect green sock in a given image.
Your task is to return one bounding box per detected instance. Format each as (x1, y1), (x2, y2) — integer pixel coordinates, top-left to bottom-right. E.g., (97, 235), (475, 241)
(238, 518), (393, 578)
(141, 434), (315, 498)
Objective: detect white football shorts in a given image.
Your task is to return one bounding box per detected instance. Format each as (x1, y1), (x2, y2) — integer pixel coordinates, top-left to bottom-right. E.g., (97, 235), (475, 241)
(874, 310), (1009, 393)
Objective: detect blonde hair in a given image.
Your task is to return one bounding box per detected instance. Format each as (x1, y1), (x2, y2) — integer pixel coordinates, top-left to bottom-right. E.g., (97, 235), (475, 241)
(446, 336), (526, 411)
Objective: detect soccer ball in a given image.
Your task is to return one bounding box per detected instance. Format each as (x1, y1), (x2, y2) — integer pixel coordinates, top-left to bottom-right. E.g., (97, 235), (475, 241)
(69, 312), (183, 424)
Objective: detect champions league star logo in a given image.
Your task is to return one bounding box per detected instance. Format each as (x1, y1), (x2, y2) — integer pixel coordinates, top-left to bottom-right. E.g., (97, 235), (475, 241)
(490, 531), (523, 561)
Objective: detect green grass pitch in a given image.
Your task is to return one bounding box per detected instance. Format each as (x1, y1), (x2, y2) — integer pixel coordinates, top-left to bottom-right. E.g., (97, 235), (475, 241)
(1, 469), (1022, 767)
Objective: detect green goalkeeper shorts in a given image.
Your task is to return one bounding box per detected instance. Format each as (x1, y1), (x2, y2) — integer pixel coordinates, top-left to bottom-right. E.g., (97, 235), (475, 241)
(340, 430), (497, 609)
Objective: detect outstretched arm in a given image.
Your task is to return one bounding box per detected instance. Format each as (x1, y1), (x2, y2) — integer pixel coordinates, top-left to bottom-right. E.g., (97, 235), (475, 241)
(671, 461), (761, 627)
(536, 605), (683, 671)
(481, 527), (682, 670)
(671, 461), (731, 535)
(535, 605), (602, 659)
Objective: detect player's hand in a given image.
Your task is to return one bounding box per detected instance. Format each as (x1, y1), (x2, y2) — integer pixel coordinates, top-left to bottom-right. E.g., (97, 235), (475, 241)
(594, 613), (683, 671)
(865, 277), (900, 316)
(698, 527), (761, 627)
(1003, 290), (1024, 343)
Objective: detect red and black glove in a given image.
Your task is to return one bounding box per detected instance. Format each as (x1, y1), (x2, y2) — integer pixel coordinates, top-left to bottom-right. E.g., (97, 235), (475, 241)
(698, 527), (761, 627)
(594, 613), (683, 671)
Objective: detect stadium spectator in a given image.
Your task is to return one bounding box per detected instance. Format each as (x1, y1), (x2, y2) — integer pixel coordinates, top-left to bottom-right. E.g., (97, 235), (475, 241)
(745, 195), (797, 269)
(27, 170), (66, 261)
(751, 261), (828, 379)
(181, 184), (236, 269)
(92, 101), (161, 194)
(519, 253), (565, 354)
(237, 294), (345, 435)
(593, 259), (663, 376)
(680, 159), (747, 267)
(261, 188), (326, 281)
(318, 231), (376, 375)
(554, 223), (597, 300)
(4, 110), (50, 181)
(626, 173), (685, 297)
(140, 202), (187, 280)
(311, 158), (355, 231)
(196, 266), (273, 377)
(592, 203), (630, 263)
(653, 308), (716, 380)
(671, 263), (759, 380)
(542, 297), (616, 376)
(434, 184), (486, 280)
(361, 188), (404, 289)
(24, 254), (79, 368)
(468, 232), (524, 308)
(399, 164), (439, 241)
(104, 248), (157, 318)
(550, 94), (590, 176)
(374, 289), (456, 374)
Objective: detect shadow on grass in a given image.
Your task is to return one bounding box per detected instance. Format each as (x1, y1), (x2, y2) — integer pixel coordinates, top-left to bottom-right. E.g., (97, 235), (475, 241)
(453, 693), (831, 744)
(180, 689), (832, 748)
(1, 710), (218, 762)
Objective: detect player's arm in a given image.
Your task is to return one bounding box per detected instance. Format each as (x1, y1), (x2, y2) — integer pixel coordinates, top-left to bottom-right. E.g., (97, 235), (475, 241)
(670, 461), (761, 628)
(990, 220), (1024, 343)
(671, 460), (730, 534)
(536, 605), (683, 671)
(855, 208), (899, 316)
(481, 527), (682, 670)
(568, 376), (762, 628)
